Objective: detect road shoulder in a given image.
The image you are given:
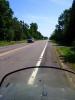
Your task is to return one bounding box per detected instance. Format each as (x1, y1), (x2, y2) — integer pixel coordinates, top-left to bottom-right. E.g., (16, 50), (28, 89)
(52, 42), (75, 88)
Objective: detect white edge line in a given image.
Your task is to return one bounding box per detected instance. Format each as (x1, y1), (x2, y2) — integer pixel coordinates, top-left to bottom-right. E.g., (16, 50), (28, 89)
(28, 41), (48, 85)
(0, 45), (28, 57)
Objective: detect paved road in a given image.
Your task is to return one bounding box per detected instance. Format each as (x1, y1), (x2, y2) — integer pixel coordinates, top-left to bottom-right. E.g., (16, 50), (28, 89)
(0, 43), (28, 53)
(0, 40), (47, 81)
(0, 40), (73, 90)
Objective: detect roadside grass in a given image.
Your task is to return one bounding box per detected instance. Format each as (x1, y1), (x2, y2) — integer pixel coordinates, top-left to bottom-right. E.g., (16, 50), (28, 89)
(0, 40), (27, 46)
(57, 46), (75, 70)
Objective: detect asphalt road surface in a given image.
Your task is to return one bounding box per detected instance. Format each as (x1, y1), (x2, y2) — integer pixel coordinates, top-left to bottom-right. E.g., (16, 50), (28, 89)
(0, 40), (73, 89)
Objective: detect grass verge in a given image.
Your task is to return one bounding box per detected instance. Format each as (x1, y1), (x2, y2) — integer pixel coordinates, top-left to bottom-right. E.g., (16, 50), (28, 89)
(0, 40), (27, 46)
(57, 46), (75, 70)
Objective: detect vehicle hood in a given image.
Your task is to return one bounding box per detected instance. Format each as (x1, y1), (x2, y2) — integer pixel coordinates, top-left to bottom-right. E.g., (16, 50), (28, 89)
(0, 83), (75, 100)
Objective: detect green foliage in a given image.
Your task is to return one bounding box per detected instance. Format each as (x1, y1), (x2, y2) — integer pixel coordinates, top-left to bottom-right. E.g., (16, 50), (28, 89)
(0, 0), (44, 41)
(0, 41), (16, 46)
(43, 36), (48, 40)
(0, 40), (26, 46)
(50, 0), (75, 46)
(0, 0), (13, 41)
(58, 47), (75, 63)
(50, 9), (71, 45)
(64, 0), (75, 45)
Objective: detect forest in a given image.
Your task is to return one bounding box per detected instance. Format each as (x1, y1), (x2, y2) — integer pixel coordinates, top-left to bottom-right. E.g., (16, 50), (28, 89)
(50, 0), (75, 46)
(0, 0), (44, 42)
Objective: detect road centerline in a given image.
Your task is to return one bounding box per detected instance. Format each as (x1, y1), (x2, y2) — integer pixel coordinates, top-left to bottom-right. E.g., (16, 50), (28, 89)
(28, 41), (48, 85)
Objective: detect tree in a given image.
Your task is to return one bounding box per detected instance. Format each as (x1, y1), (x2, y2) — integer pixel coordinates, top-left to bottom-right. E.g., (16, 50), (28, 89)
(29, 23), (44, 39)
(29, 23), (38, 38)
(22, 22), (29, 39)
(64, 0), (75, 45)
(50, 9), (71, 45)
(0, 0), (13, 41)
(12, 17), (23, 41)
(0, 0), (44, 41)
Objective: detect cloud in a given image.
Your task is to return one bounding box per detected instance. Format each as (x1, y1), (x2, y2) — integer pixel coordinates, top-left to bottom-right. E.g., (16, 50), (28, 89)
(26, 15), (50, 21)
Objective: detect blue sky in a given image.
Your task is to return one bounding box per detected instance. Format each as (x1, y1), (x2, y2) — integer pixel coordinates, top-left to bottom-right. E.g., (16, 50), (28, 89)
(9, 0), (73, 37)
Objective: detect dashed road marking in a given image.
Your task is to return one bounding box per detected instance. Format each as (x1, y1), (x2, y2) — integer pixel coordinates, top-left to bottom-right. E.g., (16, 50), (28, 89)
(28, 41), (48, 85)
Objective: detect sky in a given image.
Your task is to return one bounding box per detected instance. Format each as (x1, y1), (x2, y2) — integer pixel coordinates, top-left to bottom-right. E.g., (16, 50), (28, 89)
(9, 0), (73, 37)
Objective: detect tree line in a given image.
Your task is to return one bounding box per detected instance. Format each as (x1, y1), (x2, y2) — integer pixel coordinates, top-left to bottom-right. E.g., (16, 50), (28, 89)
(50, 0), (75, 46)
(0, 0), (44, 41)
